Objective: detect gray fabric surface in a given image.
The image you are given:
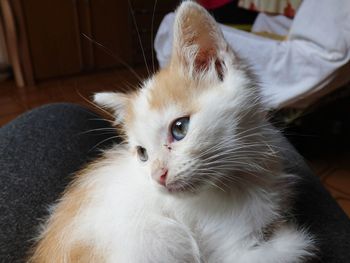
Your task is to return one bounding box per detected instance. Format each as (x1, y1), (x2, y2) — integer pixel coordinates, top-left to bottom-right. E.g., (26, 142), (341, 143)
(0, 104), (116, 262)
(277, 133), (350, 262)
(0, 103), (349, 262)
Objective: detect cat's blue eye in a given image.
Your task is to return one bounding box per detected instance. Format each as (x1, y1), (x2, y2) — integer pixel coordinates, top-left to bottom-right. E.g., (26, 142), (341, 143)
(171, 117), (189, 141)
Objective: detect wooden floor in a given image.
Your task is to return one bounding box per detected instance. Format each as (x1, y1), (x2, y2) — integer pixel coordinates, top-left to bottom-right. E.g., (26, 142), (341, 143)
(308, 155), (350, 217)
(1, 67), (350, 217)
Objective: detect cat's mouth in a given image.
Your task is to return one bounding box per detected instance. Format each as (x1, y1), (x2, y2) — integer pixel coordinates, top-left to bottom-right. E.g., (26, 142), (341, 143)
(164, 180), (199, 194)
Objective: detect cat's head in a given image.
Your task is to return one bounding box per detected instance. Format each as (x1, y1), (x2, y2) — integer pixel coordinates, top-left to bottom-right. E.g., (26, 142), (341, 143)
(94, 1), (271, 194)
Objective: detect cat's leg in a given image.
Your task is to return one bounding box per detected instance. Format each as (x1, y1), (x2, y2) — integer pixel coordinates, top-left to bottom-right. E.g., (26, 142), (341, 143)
(115, 218), (201, 263)
(237, 224), (314, 263)
(106, 218), (202, 263)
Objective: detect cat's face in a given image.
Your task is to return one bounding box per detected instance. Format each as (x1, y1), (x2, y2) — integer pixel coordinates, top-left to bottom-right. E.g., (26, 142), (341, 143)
(95, 2), (266, 194)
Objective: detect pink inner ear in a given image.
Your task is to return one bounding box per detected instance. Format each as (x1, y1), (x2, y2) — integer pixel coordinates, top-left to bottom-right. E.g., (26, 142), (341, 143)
(194, 48), (224, 80)
(194, 49), (214, 71)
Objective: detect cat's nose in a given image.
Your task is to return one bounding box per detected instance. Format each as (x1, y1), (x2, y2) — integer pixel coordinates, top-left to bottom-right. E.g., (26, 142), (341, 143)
(152, 168), (168, 186)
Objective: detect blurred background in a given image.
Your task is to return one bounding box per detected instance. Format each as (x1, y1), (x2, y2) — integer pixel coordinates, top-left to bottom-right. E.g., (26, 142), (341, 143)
(0, 0), (349, 215)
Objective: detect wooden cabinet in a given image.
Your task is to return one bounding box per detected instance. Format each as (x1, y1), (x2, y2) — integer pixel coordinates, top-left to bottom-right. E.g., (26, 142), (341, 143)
(21, 0), (82, 80)
(2, 0), (176, 86)
(88, 0), (132, 69)
(130, 0), (177, 65)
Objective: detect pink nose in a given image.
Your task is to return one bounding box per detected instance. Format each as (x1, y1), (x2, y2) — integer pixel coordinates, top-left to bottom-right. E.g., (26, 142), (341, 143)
(153, 169), (168, 186)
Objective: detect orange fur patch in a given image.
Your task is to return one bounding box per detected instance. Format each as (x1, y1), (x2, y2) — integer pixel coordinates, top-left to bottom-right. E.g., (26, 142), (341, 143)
(147, 67), (201, 112)
(69, 245), (105, 263)
(28, 160), (107, 263)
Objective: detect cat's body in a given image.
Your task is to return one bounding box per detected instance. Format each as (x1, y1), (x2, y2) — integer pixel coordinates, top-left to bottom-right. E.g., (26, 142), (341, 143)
(30, 2), (314, 262)
(31, 146), (311, 263)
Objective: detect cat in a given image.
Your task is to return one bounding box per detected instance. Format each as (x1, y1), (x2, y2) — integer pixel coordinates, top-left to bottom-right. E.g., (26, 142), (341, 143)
(29, 1), (314, 262)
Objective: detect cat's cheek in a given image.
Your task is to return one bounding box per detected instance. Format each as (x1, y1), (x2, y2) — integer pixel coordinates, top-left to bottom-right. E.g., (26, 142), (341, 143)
(132, 154), (151, 176)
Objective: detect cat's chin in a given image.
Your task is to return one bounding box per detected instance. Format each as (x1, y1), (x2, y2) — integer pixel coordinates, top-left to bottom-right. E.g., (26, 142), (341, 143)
(156, 181), (198, 195)
(167, 184), (192, 193)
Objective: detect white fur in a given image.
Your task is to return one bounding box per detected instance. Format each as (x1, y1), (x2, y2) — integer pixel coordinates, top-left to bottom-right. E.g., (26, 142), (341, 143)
(40, 1), (314, 262)
(93, 92), (129, 124)
(57, 147), (313, 262)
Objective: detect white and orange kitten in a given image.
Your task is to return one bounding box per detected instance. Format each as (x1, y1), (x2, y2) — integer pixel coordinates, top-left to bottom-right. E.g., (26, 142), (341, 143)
(30, 2), (314, 262)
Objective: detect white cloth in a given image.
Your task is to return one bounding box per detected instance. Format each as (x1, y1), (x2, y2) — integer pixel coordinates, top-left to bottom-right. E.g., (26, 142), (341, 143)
(252, 13), (292, 36)
(154, 0), (350, 108)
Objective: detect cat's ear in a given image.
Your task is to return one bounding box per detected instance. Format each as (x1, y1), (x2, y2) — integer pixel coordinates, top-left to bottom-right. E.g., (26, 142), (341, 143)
(171, 1), (232, 80)
(93, 92), (129, 124)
